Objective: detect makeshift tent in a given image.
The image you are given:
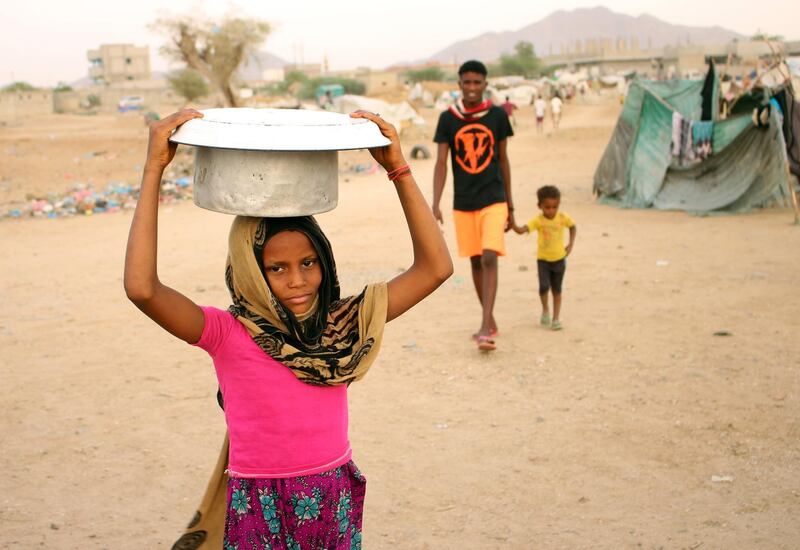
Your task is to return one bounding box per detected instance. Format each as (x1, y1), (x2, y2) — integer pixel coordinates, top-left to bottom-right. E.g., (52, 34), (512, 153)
(594, 65), (797, 213)
(332, 95), (426, 136)
(487, 85), (538, 106)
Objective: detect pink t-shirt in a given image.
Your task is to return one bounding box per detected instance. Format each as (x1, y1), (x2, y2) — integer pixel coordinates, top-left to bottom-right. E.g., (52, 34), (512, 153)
(193, 306), (351, 478)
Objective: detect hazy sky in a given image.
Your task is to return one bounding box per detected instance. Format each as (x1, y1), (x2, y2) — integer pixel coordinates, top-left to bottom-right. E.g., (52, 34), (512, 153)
(2, 0), (797, 86)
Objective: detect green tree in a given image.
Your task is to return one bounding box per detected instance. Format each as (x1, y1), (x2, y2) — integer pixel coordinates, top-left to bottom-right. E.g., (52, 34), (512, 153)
(2, 81), (36, 93)
(54, 82), (73, 93)
(152, 14), (270, 107)
(496, 41), (541, 78)
(167, 69), (210, 103)
(405, 67), (445, 83)
(752, 31), (783, 41)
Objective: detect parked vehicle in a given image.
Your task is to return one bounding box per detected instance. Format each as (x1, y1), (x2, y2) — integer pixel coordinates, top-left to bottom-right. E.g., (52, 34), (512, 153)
(118, 96), (145, 112)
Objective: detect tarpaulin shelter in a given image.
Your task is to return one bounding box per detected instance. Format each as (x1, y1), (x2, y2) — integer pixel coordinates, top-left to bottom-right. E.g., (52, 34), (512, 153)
(594, 63), (798, 213)
(333, 95), (426, 136)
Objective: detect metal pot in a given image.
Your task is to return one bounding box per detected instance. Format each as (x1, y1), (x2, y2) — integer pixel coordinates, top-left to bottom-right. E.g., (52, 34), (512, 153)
(193, 147), (337, 217)
(169, 108), (390, 217)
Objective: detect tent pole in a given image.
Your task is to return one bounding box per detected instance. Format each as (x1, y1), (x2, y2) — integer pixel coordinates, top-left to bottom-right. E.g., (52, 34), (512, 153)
(786, 161), (800, 225)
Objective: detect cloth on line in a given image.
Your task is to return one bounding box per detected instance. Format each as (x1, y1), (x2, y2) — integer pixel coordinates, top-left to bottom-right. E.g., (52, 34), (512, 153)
(692, 120), (714, 160)
(671, 111), (694, 165)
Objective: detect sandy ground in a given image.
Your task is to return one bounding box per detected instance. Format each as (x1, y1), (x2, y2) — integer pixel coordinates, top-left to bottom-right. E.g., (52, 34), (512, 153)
(1, 100), (799, 549)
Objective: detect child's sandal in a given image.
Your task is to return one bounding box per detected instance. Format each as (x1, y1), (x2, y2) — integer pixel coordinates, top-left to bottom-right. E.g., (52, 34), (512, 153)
(551, 320), (563, 331)
(540, 313), (551, 326)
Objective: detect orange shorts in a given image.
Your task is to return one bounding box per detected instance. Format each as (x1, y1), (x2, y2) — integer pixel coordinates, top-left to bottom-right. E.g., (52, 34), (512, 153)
(452, 202), (508, 258)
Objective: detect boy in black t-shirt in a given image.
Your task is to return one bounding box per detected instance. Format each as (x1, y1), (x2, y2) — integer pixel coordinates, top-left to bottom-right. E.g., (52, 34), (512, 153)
(432, 60), (515, 352)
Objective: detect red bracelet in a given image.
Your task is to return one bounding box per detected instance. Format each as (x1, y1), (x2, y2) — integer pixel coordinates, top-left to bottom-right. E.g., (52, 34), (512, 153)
(389, 168), (411, 182)
(386, 164), (410, 180)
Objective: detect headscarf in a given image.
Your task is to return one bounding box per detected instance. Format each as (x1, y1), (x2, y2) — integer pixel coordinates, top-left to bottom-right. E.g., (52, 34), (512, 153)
(225, 216), (388, 386)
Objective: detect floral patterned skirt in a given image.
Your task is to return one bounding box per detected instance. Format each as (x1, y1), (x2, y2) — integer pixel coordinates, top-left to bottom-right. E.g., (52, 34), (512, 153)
(224, 461), (366, 550)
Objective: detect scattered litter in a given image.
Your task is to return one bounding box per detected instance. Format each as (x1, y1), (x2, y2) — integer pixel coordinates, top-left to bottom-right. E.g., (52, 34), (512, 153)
(340, 162), (379, 175)
(713, 331), (732, 337)
(434, 422), (448, 429)
(2, 178), (193, 221)
(656, 260), (669, 267)
(401, 341), (419, 351)
(518, 265), (529, 272)
(711, 474), (734, 483)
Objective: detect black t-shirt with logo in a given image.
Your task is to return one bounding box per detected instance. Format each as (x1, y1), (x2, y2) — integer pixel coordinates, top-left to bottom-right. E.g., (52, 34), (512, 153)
(434, 105), (514, 211)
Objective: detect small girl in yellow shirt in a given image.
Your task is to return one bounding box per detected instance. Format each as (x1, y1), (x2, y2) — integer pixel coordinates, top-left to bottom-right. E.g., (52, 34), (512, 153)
(513, 185), (577, 330)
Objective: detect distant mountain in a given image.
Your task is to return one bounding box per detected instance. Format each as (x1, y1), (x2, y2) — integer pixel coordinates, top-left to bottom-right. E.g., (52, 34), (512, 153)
(428, 6), (744, 63)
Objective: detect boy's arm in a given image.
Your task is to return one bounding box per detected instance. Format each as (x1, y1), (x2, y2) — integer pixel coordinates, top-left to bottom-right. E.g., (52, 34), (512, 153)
(566, 226), (577, 256)
(124, 109), (206, 344)
(512, 223), (529, 235)
(432, 142), (449, 224)
(351, 112), (453, 323)
(498, 139), (514, 231)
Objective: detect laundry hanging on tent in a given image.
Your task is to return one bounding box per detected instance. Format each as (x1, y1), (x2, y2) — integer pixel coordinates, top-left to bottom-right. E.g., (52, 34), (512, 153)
(692, 121), (714, 160)
(671, 111), (694, 164)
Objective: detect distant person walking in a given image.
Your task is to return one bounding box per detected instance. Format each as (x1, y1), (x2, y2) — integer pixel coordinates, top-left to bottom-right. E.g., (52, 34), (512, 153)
(533, 95), (547, 133)
(550, 93), (563, 131)
(320, 90), (335, 110)
(501, 96), (518, 127)
(432, 60), (515, 352)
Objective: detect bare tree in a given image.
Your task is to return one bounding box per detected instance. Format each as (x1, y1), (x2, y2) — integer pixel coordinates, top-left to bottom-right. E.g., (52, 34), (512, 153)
(152, 15), (270, 107)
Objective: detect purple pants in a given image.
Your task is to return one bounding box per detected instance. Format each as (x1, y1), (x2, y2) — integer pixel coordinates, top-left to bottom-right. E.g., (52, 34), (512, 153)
(224, 461), (366, 550)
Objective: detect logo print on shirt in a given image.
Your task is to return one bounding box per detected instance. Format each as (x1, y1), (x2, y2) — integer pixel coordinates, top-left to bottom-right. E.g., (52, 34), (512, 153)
(454, 123), (495, 174)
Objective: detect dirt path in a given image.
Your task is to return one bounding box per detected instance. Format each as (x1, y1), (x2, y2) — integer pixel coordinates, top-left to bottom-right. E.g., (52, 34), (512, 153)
(1, 101), (799, 549)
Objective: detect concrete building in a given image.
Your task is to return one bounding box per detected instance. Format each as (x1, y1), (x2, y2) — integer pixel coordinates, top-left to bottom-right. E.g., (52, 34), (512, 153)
(87, 44), (151, 84)
(284, 63), (323, 78)
(541, 39), (800, 80)
(352, 69), (402, 96)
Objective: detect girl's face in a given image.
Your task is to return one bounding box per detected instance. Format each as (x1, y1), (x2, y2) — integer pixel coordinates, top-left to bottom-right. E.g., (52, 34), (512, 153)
(262, 230), (322, 315)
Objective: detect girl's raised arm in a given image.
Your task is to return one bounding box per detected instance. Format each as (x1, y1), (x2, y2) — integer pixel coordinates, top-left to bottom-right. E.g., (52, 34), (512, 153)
(350, 112), (453, 322)
(124, 109), (206, 343)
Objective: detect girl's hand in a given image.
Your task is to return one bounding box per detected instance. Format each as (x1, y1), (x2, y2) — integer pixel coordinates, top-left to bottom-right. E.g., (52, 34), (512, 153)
(145, 108), (203, 172)
(349, 111), (407, 172)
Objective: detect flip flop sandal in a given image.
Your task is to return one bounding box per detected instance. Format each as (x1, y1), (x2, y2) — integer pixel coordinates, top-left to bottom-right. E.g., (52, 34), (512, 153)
(540, 313), (551, 326)
(551, 320), (563, 331)
(471, 329), (499, 341)
(477, 335), (497, 351)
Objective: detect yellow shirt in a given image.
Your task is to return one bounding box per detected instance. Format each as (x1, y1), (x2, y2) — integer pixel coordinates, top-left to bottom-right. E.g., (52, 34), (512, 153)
(527, 212), (575, 261)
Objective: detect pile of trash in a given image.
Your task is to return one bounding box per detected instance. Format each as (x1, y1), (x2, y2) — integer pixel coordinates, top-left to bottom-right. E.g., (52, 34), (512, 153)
(340, 161), (380, 175)
(3, 177), (193, 221)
